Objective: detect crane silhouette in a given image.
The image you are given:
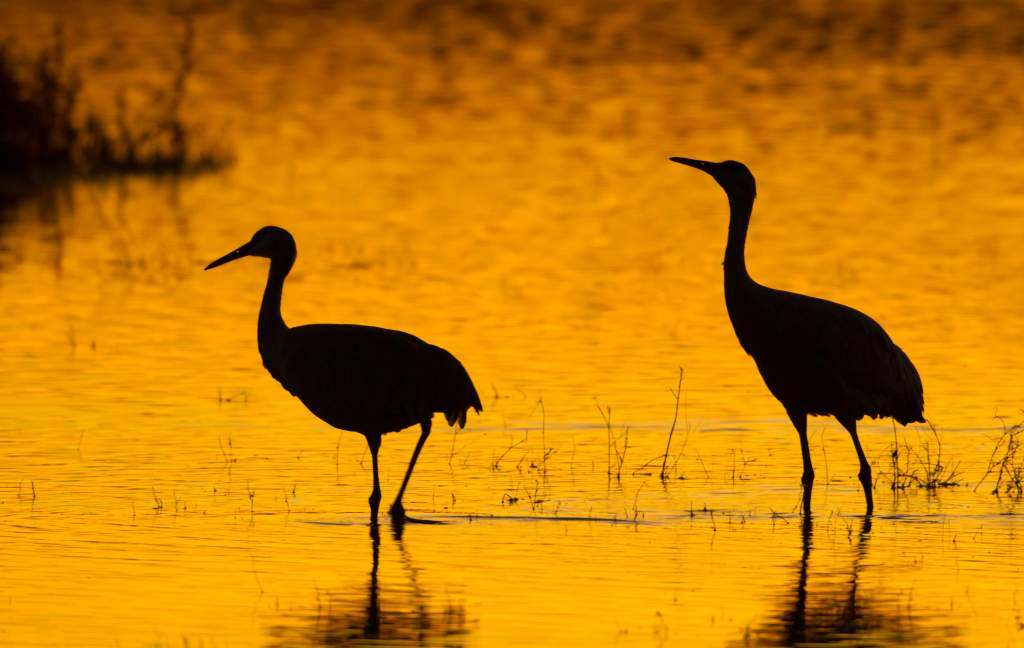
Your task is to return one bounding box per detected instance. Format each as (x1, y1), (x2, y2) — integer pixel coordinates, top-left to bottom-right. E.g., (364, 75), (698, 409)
(670, 158), (924, 513)
(205, 226), (482, 522)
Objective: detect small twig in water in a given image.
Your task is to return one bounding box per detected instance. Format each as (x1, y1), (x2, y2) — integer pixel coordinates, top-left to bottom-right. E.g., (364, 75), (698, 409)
(539, 397), (548, 475)
(448, 424), (459, 469)
(660, 367), (684, 481)
(819, 427), (829, 483)
(250, 555), (264, 595)
(335, 432), (343, 482)
(491, 433), (528, 471)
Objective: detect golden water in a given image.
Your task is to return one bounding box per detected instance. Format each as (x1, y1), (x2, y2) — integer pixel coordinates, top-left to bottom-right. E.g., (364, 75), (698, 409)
(2, 1), (1024, 645)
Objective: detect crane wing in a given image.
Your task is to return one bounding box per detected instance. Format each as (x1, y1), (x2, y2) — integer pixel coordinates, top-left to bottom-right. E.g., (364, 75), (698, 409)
(747, 286), (924, 423)
(267, 324), (481, 434)
(271, 324), (436, 433)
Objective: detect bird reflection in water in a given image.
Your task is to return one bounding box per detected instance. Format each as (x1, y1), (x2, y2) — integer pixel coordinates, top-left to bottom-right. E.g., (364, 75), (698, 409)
(735, 515), (961, 647)
(266, 521), (471, 646)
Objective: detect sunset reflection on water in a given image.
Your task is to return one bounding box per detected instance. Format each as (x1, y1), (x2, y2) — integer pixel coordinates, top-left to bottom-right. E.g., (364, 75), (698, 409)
(1, 2), (1024, 646)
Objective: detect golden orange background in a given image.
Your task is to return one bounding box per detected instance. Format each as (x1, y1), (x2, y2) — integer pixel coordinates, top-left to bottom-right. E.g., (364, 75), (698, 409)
(1, 2), (1023, 645)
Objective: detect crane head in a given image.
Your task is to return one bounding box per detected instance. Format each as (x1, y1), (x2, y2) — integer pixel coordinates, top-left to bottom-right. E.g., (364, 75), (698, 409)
(205, 226), (296, 270)
(669, 158), (756, 200)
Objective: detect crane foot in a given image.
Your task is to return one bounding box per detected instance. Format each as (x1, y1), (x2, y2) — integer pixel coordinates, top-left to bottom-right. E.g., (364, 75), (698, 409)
(389, 501), (406, 520)
(859, 469), (874, 515)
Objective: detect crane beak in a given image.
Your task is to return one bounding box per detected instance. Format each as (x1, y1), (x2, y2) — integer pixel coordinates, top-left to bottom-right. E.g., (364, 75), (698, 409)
(669, 157), (716, 174)
(205, 241), (254, 270)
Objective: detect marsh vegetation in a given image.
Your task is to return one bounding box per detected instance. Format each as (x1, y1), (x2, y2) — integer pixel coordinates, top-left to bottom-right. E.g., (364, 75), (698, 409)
(0, 23), (228, 205)
(978, 416), (1024, 498)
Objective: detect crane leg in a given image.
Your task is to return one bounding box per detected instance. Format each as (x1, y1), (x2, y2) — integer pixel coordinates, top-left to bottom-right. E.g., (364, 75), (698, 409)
(838, 416), (873, 514)
(367, 433), (382, 521)
(787, 409), (815, 487)
(389, 418), (432, 519)
(787, 408), (814, 513)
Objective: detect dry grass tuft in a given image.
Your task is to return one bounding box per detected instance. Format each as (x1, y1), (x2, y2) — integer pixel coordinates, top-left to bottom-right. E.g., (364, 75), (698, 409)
(977, 415), (1024, 498)
(884, 423), (962, 492)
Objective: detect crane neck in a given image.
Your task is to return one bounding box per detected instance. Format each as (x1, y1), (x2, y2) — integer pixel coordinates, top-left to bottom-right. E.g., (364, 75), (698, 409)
(724, 191), (753, 286)
(258, 251), (294, 356)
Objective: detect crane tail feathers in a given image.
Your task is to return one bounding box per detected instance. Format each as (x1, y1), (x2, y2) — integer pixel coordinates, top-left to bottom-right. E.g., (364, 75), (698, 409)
(443, 407), (470, 429)
(895, 412), (927, 426)
(432, 344), (482, 429)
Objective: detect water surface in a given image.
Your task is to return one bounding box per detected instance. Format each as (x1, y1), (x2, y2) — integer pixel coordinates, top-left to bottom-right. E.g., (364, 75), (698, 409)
(2, 2), (1024, 646)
